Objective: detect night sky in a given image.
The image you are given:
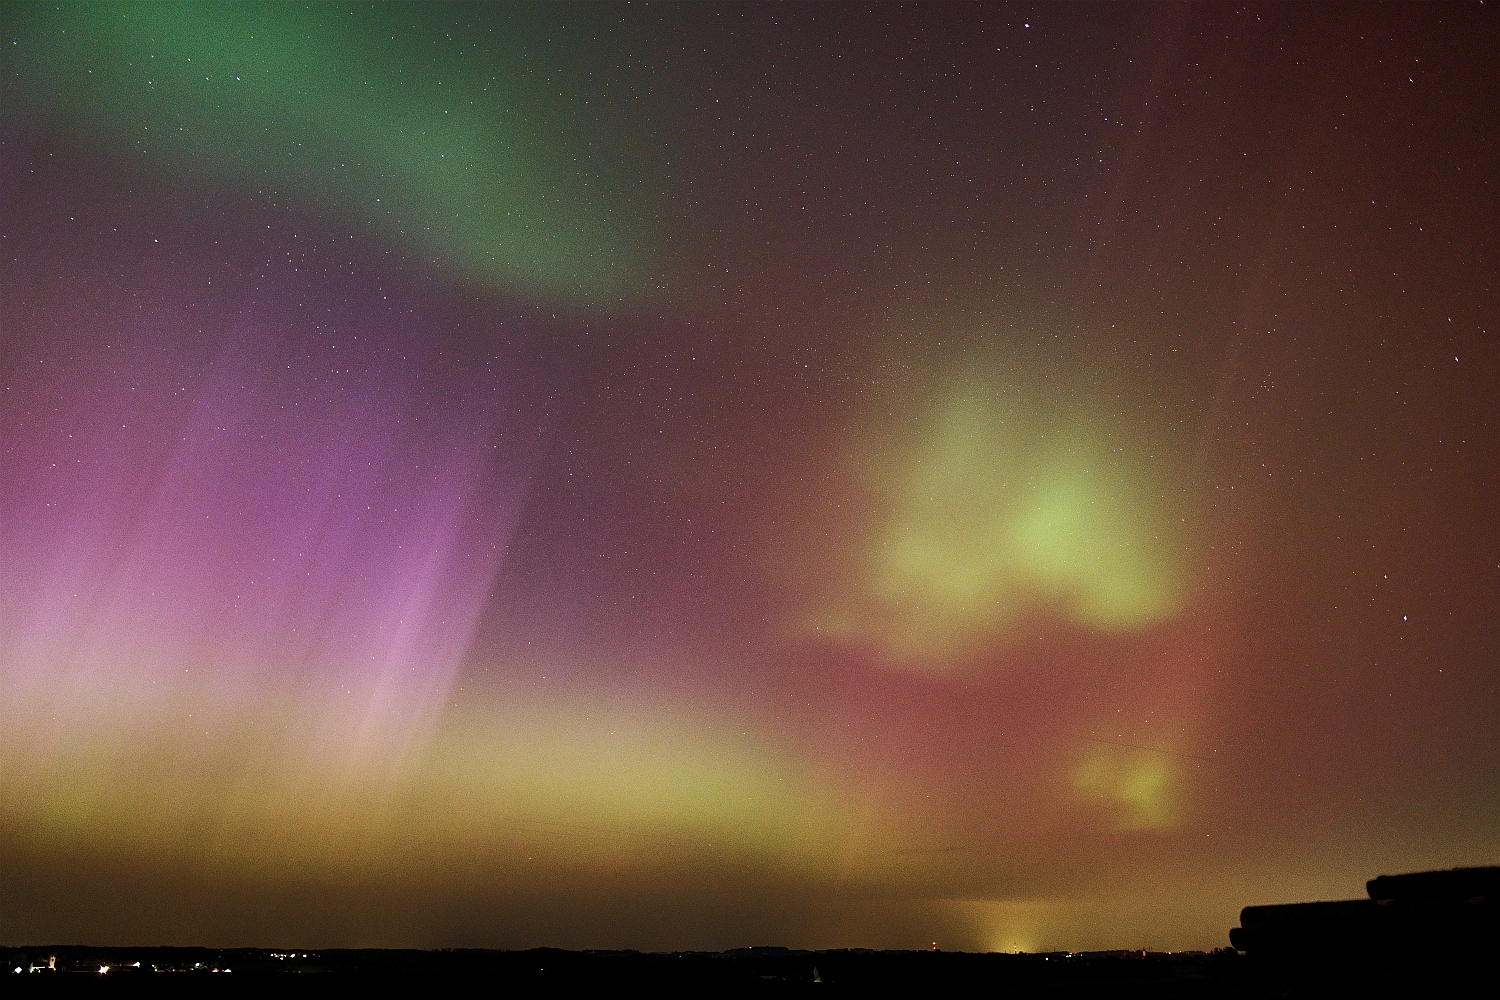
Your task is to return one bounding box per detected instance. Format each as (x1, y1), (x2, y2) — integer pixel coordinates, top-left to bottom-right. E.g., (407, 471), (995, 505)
(2, 2), (1497, 952)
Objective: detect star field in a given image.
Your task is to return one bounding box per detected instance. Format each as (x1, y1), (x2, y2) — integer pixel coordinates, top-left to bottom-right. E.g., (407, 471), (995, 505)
(2, 2), (1497, 952)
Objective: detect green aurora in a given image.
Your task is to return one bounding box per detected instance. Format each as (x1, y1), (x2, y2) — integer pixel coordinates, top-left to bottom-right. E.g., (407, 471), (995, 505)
(8, 1), (656, 304)
(799, 353), (1195, 668)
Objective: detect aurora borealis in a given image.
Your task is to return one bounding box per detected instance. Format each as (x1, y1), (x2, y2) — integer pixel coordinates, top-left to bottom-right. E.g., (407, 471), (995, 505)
(2, 2), (1497, 952)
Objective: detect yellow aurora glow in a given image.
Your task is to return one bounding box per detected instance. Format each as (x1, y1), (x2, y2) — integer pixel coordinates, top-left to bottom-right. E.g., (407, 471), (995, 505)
(1073, 748), (1178, 831)
(793, 353), (1193, 668)
(1, 673), (904, 885)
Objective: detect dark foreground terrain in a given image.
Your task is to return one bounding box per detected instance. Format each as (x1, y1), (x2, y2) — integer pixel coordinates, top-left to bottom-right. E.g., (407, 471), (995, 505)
(15, 869), (1494, 990)
(5, 944), (1494, 994)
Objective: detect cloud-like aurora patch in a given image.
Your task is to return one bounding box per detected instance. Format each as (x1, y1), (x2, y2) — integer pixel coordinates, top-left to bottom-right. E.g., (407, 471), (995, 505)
(1072, 747), (1178, 831)
(785, 353), (1196, 669)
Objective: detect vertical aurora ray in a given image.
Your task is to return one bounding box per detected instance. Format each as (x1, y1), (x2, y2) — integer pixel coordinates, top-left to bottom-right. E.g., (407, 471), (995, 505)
(0, 172), (906, 907)
(1, 279), (530, 803)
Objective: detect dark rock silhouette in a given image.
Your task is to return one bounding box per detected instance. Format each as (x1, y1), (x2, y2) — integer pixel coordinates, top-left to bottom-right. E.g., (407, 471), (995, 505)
(1230, 866), (1498, 974)
(1367, 865), (1500, 904)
